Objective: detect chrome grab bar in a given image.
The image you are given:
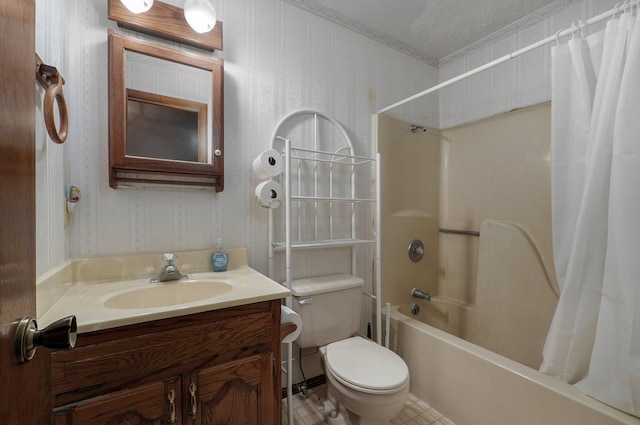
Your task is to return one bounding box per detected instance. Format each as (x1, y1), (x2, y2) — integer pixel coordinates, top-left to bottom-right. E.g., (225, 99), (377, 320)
(439, 228), (480, 236)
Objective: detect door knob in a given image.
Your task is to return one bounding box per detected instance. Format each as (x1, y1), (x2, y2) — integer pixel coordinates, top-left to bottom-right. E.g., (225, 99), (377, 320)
(14, 315), (77, 364)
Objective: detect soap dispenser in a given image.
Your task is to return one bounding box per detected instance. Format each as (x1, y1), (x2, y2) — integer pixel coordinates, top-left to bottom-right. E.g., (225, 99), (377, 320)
(211, 238), (229, 272)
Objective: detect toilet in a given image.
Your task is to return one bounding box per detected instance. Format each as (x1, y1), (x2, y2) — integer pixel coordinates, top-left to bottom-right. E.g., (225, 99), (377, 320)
(291, 274), (410, 425)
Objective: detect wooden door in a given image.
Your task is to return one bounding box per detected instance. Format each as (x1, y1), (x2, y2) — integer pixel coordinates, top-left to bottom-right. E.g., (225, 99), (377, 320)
(0, 0), (46, 423)
(187, 354), (275, 425)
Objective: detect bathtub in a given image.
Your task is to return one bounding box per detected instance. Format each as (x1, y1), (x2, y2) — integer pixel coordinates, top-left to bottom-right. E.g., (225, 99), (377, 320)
(388, 304), (640, 425)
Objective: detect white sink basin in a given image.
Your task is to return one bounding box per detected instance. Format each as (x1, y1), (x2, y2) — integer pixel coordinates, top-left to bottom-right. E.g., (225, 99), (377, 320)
(40, 265), (291, 333)
(104, 280), (232, 309)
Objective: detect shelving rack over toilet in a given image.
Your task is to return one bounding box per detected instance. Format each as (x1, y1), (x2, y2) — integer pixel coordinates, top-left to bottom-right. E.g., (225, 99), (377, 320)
(265, 110), (379, 425)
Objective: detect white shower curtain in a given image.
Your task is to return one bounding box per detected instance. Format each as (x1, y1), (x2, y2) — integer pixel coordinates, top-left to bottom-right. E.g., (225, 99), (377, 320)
(541, 10), (640, 416)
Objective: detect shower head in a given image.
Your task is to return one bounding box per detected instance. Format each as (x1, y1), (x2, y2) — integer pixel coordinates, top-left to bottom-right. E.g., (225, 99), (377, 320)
(410, 124), (427, 133)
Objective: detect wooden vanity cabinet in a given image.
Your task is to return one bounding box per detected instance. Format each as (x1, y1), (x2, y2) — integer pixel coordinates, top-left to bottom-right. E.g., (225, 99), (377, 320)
(185, 353), (274, 424)
(51, 378), (180, 425)
(49, 300), (281, 425)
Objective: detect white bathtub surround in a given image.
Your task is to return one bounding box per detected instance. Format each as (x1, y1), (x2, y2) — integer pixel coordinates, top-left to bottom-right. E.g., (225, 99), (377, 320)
(435, 103), (554, 309)
(390, 306), (640, 425)
(375, 113), (441, 308)
(542, 10), (640, 416)
(475, 220), (558, 369)
(396, 220), (558, 372)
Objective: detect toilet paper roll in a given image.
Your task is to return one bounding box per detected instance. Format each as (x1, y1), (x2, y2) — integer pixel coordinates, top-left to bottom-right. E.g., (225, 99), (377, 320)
(281, 305), (302, 344)
(255, 180), (283, 209)
(253, 149), (283, 179)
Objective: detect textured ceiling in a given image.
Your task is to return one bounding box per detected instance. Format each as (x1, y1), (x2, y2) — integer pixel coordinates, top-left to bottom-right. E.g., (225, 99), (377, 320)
(282, 0), (568, 65)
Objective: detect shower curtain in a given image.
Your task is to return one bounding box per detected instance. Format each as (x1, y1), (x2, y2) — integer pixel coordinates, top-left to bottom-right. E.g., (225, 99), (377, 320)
(541, 10), (640, 416)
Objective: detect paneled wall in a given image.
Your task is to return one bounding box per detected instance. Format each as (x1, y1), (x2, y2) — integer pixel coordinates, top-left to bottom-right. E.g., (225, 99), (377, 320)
(35, 0), (617, 282)
(438, 0), (618, 128)
(35, 0), (438, 278)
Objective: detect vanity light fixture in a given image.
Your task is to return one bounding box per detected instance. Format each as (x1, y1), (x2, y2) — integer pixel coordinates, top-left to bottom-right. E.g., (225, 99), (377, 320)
(119, 0), (154, 14)
(184, 0), (217, 33)
(108, 0), (223, 52)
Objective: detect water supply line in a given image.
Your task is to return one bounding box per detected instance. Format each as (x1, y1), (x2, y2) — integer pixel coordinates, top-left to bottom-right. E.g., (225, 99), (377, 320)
(385, 302), (391, 349)
(375, 153), (382, 345)
(298, 346), (308, 395)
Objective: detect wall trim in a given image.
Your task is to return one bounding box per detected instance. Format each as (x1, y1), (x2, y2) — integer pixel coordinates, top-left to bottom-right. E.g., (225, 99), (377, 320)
(281, 0), (439, 67)
(283, 0), (582, 68)
(439, 0), (580, 65)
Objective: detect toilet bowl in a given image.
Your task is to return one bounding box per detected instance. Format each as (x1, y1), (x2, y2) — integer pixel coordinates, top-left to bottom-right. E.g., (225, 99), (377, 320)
(320, 336), (410, 425)
(290, 274), (410, 424)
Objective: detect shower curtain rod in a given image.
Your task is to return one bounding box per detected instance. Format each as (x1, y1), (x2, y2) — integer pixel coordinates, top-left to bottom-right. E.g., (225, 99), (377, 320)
(378, 4), (623, 114)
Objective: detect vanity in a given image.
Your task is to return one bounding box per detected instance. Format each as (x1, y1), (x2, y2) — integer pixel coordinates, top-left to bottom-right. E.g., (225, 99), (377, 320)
(37, 248), (290, 424)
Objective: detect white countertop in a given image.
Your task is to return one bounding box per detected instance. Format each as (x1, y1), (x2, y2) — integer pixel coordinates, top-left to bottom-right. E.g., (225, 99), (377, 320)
(38, 249), (290, 333)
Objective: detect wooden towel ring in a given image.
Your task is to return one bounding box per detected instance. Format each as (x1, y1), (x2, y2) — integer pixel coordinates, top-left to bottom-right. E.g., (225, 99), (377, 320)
(36, 53), (68, 144)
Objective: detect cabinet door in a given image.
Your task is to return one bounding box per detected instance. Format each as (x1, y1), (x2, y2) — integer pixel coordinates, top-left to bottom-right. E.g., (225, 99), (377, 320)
(186, 354), (275, 425)
(52, 378), (181, 425)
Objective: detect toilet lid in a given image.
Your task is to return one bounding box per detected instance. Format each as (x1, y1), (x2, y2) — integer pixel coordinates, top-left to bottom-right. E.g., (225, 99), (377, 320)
(325, 337), (409, 392)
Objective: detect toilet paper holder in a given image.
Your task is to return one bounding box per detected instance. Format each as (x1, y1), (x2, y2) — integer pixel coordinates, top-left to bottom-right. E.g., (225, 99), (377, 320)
(281, 322), (298, 342)
(253, 148), (284, 179)
(280, 305), (302, 343)
(255, 180), (283, 209)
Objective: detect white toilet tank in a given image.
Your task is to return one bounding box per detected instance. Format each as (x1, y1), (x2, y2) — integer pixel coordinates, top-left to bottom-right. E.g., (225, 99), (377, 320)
(290, 274), (364, 348)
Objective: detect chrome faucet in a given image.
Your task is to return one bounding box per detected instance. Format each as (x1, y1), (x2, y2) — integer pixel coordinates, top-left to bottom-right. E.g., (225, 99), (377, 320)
(411, 288), (431, 301)
(150, 253), (188, 283)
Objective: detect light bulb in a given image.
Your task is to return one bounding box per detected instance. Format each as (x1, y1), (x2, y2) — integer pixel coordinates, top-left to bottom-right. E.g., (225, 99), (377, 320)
(120, 0), (154, 14)
(184, 0), (217, 33)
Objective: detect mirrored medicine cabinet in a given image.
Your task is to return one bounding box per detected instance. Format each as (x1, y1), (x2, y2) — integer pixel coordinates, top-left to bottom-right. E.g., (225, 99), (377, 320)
(108, 29), (224, 191)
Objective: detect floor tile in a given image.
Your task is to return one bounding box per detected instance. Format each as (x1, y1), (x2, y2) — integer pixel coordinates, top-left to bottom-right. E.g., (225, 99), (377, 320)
(282, 384), (456, 425)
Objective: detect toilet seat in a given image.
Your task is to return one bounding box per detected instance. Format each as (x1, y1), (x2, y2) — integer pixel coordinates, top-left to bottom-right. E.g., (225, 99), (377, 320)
(324, 336), (409, 394)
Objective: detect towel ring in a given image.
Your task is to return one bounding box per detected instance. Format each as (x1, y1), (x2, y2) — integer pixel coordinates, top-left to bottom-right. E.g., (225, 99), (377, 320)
(36, 54), (68, 144)
(43, 78), (68, 144)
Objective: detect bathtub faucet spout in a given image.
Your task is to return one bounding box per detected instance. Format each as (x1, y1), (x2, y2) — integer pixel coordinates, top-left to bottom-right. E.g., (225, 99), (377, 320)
(411, 288), (431, 301)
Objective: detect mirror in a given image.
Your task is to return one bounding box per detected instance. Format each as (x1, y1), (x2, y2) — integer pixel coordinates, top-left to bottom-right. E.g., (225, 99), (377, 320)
(108, 29), (224, 190)
(126, 89), (207, 162)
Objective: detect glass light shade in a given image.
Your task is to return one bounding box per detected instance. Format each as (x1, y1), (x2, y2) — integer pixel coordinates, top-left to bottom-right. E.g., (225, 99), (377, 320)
(184, 0), (217, 33)
(120, 0), (154, 14)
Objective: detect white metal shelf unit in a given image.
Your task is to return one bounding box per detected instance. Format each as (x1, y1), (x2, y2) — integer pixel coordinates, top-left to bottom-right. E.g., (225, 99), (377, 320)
(266, 110), (377, 425)
(267, 110), (377, 286)
(271, 145), (376, 253)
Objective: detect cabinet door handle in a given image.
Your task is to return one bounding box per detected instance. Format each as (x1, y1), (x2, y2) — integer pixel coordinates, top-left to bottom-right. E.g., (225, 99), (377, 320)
(189, 383), (198, 417)
(167, 389), (177, 424)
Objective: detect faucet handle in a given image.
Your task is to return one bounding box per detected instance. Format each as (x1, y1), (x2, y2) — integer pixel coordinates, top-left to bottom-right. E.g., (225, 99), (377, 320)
(162, 253), (177, 265)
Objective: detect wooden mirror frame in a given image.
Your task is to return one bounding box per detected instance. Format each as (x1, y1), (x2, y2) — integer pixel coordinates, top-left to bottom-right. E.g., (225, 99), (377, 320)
(108, 29), (224, 191)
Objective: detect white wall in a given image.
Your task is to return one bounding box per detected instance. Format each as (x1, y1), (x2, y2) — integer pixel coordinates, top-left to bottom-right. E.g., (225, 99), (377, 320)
(35, 0), (438, 277)
(36, 0), (617, 279)
(35, 1), (72, 276)
(439, 0), (618, 128)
